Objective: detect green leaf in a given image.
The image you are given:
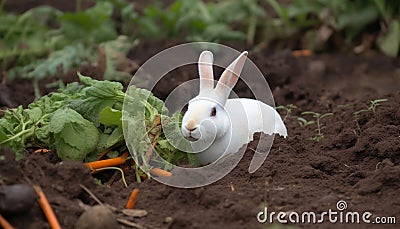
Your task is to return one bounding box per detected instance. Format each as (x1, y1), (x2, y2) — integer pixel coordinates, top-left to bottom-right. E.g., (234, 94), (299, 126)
(287, 1), (323, 18)
(125, 85), (168, 116)
(54, 135), (89, 161)
(50, 108), (99, 161)
(70, 73), (125, 126)
(77, 72), (97, 86)
(24, 107), (43, 123)
(60, 2), (117, 42)
(57, 82), (84, 96)
(0, 129), (7, 143)
(77, 73), (125, 99)
(377, 20), (400, 57)
(337, 5), (379, 39)
(28, 94), (66, 115)
(100, 106), (122, 127)
(123, 112), (148, 155)
(266, 0), (289, 22)
(35, 122), (51, 145)
(49, 107), (83, 133)
(94, 127), (124, 154)
(26, 44), (94, 80)
(0, 106), (37, 160)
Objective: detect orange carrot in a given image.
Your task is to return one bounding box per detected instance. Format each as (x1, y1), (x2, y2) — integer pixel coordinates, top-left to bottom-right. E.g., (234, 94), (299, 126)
(85, 151), (129, 170)
(292, 49), (312, 57)
(125, 189), (139, 209)
(33, 149), (51, 154)
(0, 214), (14, 229)
(33, 185), (61, 229)
(150, 168), (172, 177)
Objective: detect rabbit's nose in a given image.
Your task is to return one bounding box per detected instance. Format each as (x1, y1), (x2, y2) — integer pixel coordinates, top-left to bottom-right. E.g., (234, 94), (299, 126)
(185, 125), (197, 132)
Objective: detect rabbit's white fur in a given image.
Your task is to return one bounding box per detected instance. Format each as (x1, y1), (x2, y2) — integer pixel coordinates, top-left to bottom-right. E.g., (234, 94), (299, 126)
(181, 51), (287, 164)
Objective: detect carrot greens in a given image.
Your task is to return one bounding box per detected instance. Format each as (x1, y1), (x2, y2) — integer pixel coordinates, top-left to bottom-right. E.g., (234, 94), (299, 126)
(0, 73), (186, 168)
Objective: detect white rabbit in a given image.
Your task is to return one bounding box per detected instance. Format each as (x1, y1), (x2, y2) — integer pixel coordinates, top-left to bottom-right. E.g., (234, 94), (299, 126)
(181, 50), (287, 164)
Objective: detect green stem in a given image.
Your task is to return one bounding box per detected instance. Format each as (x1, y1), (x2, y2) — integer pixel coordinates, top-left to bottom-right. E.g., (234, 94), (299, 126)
(0, 128), (33, 145)
(0, 112), (50, 145)
(247, 15), (257, 45)
(33, 79), (41, 99)
(135, 164), (142, 183)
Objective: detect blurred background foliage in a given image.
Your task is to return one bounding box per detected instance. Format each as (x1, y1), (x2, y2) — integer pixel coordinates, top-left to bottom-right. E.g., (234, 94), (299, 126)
(0, 0), (399, 91)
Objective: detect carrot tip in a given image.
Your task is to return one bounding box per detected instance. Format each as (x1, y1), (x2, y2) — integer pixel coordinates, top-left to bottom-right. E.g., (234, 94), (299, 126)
(292, 49), (313, 57)
(33, 149), (51, 154)
(126, 189), (139, 209)
(150, 168), (172, 177)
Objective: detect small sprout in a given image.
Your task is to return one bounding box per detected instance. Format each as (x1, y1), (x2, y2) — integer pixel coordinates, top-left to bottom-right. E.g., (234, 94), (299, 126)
(297, 117), (314, 127)
(276, 104), (297, 121)
(301, 111), (333, 142)
(353, 99), (388, 134)
(337, 103), (352, 109)
(354, 98), (388, 116)
(93, 178), (103, 186)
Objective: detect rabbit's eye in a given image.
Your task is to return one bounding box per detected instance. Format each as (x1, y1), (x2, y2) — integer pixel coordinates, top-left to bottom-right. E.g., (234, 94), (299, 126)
(210, 107), (217, 117)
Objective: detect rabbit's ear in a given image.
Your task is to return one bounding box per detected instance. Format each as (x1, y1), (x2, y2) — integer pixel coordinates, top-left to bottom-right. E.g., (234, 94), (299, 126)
(215, 51), (248, 99)
(198, 51), (214, 93)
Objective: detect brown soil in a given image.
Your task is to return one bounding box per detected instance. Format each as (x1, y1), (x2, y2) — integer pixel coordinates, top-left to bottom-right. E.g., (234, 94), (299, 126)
(1, 1), (400, 229)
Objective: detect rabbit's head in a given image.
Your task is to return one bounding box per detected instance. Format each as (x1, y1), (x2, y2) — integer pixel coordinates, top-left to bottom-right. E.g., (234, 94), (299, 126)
(181, 50), (247, 146)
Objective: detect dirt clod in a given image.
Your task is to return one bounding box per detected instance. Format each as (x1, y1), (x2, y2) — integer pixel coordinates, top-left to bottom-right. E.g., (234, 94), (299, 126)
(0, 184), (36, 215)
(76, 205), (119, 229)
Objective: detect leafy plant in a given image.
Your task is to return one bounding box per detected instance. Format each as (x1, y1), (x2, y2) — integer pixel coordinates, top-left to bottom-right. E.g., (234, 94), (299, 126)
(2, 0), (266, 95)
(0, 1), (137, 96)
(0, 73), (188, 171)
(123, 0), (265, 43)
(300, 111), (333, 142)
(0, 2), (115, 73)
(265, 0), (400, 56)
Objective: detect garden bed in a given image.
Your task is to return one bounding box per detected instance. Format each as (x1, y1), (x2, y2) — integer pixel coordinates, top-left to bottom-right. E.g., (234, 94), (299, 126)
(1, 43), (399, 228)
